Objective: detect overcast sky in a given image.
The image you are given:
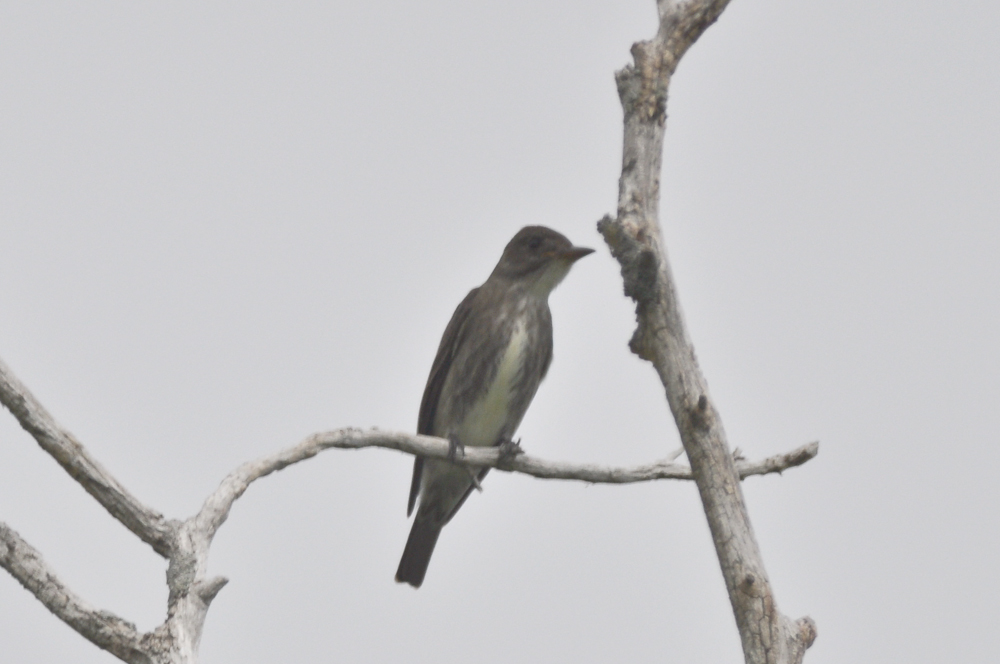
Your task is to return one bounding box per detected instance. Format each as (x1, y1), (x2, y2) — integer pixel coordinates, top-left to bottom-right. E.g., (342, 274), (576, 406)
(1, 2), (998, 662)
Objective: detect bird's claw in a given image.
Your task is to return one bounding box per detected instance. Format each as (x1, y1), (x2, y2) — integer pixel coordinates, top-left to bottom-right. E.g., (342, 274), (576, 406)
(497, 437), (524, 469)
(447, 435), (465, 462)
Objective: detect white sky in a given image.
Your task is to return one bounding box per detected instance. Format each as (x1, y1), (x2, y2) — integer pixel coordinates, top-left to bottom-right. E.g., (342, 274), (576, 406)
(1, 2), (998, 662)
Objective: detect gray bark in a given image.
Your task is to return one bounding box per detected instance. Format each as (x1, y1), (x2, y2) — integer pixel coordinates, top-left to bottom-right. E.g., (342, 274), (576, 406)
(598, 1), (817, 662)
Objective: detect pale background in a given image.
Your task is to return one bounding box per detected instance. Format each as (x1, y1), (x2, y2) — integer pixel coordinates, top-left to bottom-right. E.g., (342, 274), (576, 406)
(1, 2), (998, 662)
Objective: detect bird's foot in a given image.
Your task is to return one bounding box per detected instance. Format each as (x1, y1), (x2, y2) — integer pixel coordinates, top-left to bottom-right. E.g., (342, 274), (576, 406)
(497, 438), (524, 469)
(447, 434), (465, 462)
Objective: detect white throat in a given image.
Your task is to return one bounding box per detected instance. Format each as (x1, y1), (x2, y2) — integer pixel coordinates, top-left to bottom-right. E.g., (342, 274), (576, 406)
(528, 259), (573, 299)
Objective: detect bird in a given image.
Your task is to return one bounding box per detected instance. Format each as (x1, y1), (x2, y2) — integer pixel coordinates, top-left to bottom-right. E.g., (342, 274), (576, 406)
(395, 225), (593, 587)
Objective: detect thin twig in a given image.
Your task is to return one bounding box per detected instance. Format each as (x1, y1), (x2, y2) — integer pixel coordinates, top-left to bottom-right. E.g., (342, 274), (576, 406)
(194, 427), (819, 539)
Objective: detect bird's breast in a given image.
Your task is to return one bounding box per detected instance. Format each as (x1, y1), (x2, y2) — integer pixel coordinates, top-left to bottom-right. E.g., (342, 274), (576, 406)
(454, 317), (528, 448)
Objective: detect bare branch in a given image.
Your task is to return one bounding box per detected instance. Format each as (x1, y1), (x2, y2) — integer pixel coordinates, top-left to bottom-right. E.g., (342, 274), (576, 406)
(737, 441), (819, 478)
(0, 522), (151, 664)
(599, 1), (816, 662)
(193, 427), (818, 539)
(0, 357), (175, 557)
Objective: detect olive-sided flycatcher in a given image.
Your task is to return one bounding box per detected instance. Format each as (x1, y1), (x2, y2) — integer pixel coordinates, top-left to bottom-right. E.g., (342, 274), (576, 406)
(395, 226), (593, 587)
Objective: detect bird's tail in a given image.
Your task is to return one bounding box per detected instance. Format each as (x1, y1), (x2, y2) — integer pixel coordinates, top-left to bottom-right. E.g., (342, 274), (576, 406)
(395, 517), (442, 588)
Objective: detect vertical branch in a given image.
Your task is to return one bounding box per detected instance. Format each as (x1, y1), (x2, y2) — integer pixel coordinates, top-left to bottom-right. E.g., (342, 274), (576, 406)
(598, 2), (817, 663)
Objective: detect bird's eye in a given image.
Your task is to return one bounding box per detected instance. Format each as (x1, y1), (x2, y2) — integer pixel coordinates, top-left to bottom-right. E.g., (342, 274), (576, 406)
(528, 237), (542, 250)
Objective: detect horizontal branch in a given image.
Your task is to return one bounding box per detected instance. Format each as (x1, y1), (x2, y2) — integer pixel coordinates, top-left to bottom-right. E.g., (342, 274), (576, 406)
(735, 441), (819, 478)
(0, 521), (151, 664)
(0, 357), (174, 557)
(194, 427), (818, 538)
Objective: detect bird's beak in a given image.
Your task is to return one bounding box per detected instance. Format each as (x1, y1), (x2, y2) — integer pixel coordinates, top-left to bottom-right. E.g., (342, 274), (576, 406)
(558, 246), (596, 262)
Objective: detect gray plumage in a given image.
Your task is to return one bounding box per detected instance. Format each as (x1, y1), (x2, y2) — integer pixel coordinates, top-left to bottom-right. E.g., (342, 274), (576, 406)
(396, 226), (593, 587)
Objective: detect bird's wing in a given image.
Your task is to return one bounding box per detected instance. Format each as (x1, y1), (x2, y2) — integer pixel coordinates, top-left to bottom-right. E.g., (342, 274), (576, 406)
(407, 286), (481, 516)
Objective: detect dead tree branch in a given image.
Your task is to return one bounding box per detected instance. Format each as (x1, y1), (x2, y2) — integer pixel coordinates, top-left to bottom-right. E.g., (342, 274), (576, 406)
(0, 350), (815, 663)
(598, 1), (817, 662)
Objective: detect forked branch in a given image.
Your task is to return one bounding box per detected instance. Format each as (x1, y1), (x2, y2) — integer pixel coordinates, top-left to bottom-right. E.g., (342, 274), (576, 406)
(0, 352), (816, 664)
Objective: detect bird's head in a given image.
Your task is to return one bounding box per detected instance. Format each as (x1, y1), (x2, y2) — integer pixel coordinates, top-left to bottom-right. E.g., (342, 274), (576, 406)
(490, 226), (594, 296)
